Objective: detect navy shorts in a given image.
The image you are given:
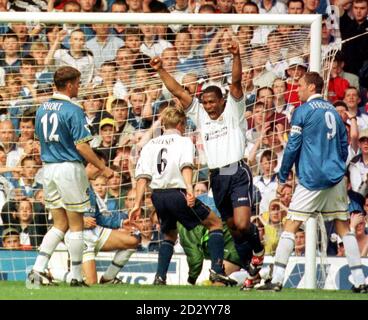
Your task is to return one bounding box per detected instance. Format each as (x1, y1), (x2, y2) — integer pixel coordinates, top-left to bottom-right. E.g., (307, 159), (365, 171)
(209, 160), (253, 221)
(151, 189), (211, 234)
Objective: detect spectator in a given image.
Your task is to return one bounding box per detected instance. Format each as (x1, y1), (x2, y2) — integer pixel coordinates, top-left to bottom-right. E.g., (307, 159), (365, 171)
(175, 28), (204, 75)
(334, 52), (360, 90)
(279, 182), (293, 208)
(9, 23), (34, 56)
(287, 0), (304, 13)
(2, 227), (21, 249)
(126, 0), (145, 12)
(189, 25), (207, 59)
(93, 61), (118, 97)
(46, 28), (95, 86)
(272, 78), (294, 123)
(338, 0), (368, 76)
(201, 51), (230, 94)
(29, 41), (53, 84)
(347, 129), (368, 211)
(83, 93), (112, 136)
(114, 48), (133, 99)
(328, 58), (350, 103)
(110, 99), (135, 146)
(344, 87), (368, 131)
(11, 156), (42, 198)
(139, 24), (172, 58)
(263, 199), (286, 255)
(0, 120), (18, 159)
(293, 228), (305, 256)
(216, 0), (235, 13)
(0, 32), (21, 74)
(284, 57), (308, 107)
(86, 23), (124, 68)
(334, 100), (359, 163)
(258, 0), (287, 14)
(123, 28), (151, 70)
(242, 1), (274, 45)
(12, 199), (45, 247)
(350, 212), (368, 256)
(233, 0), (246, 13)
(251, 46), (276, 89)
(110, 0), (128, 38)
(127, 88), (152, 129)
(135, 212), (163, 252)
(9, 0), (47, 11)
(254, 150), (278, 215)
(94, 118), (119, 164)
(303, 0), (319, 13)
(265, 31), (288, 79)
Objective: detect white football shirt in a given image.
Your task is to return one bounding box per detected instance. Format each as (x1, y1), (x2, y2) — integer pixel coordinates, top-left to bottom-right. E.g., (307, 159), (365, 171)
(186, 95), (247, 169)
(135, 131), (195, 189)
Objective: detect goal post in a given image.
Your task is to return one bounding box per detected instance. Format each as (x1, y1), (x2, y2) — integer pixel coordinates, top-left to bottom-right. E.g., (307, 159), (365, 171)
(0, 11), (322, 289)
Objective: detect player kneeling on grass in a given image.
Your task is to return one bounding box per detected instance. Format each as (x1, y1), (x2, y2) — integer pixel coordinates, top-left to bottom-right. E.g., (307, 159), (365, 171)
(130, 107), (236, 286)
(52, 160), (141, 285)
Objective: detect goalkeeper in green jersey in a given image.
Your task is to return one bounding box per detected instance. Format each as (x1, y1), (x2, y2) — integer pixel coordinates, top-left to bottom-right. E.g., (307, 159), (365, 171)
(178, 221), (247, 285)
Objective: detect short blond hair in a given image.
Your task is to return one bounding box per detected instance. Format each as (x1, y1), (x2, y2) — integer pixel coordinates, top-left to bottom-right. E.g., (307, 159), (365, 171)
(160, 107), (186, 130)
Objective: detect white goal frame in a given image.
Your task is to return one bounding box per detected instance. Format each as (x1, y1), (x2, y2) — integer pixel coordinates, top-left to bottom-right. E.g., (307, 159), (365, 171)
(0, 11), (322, 289)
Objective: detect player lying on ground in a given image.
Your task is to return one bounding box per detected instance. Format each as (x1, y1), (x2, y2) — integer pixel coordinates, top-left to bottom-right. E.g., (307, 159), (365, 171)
(179, 190), (266, 289)
(52, 161), (141, 285)
(131, 107), (236, 286)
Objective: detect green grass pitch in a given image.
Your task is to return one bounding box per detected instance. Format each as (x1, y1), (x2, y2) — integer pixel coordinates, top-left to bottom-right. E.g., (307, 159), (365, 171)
(0, 282), (367, 300)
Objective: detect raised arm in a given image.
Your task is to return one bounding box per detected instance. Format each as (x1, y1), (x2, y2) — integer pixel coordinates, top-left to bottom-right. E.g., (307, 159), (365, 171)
(228, 41), (243, 100)
(336, 0), (353, 16)
(44, 30), (67, 67)
(150, 57), (193, 110)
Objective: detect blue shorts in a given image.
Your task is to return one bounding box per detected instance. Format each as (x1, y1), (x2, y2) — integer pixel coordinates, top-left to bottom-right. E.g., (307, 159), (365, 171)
(151, 189), (211, 234)
(209, 160), (253, 221)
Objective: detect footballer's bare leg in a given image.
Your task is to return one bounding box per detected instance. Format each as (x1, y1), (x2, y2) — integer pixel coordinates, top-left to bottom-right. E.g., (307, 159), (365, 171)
(83, 260), (98, 285)
(258, 219), (301, 291)
(66, 211), (86, 285)
(335, 219), (366, 292)
(30, 208), (68, 285)
(101, 229), (140, 251)
(98, 229), (141, 284)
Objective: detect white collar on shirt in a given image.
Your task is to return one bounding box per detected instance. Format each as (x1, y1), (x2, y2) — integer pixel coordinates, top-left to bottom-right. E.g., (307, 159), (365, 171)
(53, 92), (72, 102)
(307, 94), (323, 102)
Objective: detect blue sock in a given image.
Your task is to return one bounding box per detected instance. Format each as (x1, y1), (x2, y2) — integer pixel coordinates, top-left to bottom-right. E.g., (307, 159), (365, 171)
(156, 240), (174, 280)
(234, 241), (253, 269)
(208, 229), (224, 274)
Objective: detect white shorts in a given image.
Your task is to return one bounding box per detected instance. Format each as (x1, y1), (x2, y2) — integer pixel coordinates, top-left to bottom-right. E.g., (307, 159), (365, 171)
(287, 179), (349, 222)
(65, 226), (112, 263)
(43, 162), (90, 212)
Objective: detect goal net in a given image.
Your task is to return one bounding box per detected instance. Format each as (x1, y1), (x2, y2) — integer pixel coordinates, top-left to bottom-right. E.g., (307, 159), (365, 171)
(0, 12), (343, 289)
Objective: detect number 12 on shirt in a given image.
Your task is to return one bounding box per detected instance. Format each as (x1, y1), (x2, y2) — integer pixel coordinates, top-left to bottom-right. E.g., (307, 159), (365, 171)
(41, 113), (60, 142)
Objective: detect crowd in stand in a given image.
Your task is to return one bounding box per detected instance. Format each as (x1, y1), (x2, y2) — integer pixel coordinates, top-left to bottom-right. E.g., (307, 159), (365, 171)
(0, 0), (367, 259)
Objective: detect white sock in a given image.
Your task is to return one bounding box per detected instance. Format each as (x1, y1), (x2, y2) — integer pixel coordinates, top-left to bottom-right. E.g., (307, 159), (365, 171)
(272, 231), (295, 284)
(103, 249), (135, 280)
(51, 270), (73, 284)
(68, 231), (84, 281)
(343, 232), (365, 287)
(33, 227), (64, 273)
